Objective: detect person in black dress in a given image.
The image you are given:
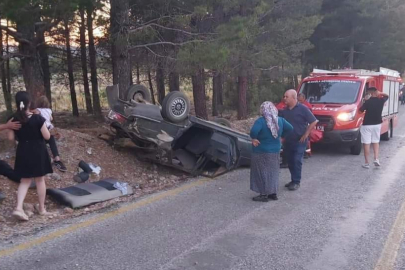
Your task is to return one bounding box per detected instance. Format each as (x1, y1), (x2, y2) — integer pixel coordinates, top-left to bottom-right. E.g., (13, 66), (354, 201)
(8, 91), (53, 221)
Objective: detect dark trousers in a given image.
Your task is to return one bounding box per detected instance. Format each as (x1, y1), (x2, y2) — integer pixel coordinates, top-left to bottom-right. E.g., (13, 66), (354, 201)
(281, 148), (287, 164)
(0, 160), (20, 183)
(284, 141), (307, 184)
(46, 135), (59, 158)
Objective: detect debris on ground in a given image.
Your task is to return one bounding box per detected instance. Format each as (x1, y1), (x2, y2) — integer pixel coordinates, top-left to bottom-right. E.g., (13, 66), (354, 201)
(0, 124), (186, 240)
(0, 111), (256, 240)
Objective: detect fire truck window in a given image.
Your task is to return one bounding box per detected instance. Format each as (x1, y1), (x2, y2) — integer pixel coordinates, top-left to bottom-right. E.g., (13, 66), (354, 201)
(299, 80), (361, 104)
(363, 83), (369, 97)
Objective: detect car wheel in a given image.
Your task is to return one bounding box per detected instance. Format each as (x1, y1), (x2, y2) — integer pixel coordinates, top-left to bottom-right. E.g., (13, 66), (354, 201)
(213, 118), (232, 128)
(350, 132), (362, 155)
(126, 84), (152, 103)
(161, 91), (190, 123)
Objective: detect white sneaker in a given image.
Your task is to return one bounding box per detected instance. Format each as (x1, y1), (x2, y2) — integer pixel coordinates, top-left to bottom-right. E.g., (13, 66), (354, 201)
(374, 159), (381, 167)
(362, 164), (370, 169)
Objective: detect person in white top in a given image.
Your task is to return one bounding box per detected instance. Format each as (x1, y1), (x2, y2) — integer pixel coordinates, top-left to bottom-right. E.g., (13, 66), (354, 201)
(36, 107), (54, 130)
(33, 96), (67, 172)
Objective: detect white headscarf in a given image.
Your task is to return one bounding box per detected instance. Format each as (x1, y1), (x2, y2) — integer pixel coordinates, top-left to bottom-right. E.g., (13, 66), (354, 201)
(260, 101), (279, 138)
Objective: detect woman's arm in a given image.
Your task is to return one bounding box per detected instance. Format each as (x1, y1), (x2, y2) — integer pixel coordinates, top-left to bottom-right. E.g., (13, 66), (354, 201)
(250, 118), (262, 139)
(40, 123), (51, 140)
(250, 118), (262, 147)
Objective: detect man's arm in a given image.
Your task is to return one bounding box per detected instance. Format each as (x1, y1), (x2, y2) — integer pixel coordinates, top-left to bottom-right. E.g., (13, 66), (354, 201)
(379, 92), (389, 102)
(300, 120), (318, 143)
(360, 101), (367, 112)
(299, 108), (318, 143)
(0, 118), (21, 132)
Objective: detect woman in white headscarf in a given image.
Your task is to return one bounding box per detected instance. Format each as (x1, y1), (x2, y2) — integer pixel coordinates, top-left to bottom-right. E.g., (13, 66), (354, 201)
(249, 101), (293, 202)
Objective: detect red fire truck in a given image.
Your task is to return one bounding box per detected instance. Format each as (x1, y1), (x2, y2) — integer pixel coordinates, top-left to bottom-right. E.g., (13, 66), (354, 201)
(297, 67), (402, 155)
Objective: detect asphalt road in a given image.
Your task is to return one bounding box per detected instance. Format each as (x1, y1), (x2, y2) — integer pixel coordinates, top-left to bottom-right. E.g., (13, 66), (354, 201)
(2, 110), (405, 270)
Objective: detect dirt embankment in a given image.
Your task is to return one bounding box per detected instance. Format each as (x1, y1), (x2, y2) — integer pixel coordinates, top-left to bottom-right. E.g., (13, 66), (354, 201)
(0, 112), (257, 240)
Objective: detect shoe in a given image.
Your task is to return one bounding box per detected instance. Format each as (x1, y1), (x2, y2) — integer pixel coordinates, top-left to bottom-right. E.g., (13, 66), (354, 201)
(12, 210), (29, 221)
(285, 181), (293, 188)
(54, 161), (67, 172)
(280, 163), (288, 169)
(373, 159), (380, 167)
(34, 204), (53, 216)
(362, 164), (370, 169)
(252, 195), (269, 202)
(288, 183), (300, 191)
(268, 194), (278, 200)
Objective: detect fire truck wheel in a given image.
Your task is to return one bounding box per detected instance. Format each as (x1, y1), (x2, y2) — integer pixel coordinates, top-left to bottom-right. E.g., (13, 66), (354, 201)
(350, 133), (362, 155)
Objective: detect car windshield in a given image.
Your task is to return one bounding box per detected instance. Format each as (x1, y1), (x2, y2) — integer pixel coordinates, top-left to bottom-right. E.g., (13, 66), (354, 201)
(300, 80), (361, 104)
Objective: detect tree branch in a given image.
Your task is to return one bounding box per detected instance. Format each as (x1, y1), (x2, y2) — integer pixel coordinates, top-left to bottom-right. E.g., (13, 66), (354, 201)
(35, 19), (62, 36)
(0, 52), (30, 65)
(0, 25), (32, 44)
(139, 47), (176, 61)
(129, 40), (206, 51)
(255, 66), (279, 71)
(130, 23), (214, 36)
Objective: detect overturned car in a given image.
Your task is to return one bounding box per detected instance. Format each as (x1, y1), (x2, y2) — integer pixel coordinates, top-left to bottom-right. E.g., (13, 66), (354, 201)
(105, 84), (251, 177)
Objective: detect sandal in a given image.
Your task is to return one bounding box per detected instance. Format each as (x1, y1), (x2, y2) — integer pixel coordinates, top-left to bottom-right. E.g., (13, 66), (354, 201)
(34, 204), (53, 216)
(12, 210), (29, 221)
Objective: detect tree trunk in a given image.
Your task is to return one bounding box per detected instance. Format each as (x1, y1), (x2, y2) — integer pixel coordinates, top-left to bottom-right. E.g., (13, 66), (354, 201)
(156, 61), (165, 104)
(19, 45), (45, 100)
(169, 72), (180, 92)
(237, 4), (248, 120)
(237, 74), (248, 120)
(147, 67), (156, 104)
(110, 0), (131, 99)
(129, 56), (133, 85)
(79, 6), (93, 114)
(136, 63), (140, 84)
(0, 18), (12, 113)
(212, 70), (223, 117)
(192, 69), (208, 119)
(86, 5), (102, 115)
(6, 20), (11, 100)
(110, 2), (118, 85)
(64, 19), (79, 116)
(348, 43), (355, 69)
(293, 75), (299, 89)
(15, 19), (45, 101)
(37, 31), (51, 105)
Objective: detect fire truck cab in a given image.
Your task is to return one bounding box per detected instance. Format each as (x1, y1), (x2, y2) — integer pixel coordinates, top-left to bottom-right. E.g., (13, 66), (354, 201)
(298, 67), (402, 155)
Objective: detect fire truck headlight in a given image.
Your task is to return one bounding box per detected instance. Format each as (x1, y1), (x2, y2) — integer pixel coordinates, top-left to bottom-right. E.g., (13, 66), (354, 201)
(337, 110), (356, 121)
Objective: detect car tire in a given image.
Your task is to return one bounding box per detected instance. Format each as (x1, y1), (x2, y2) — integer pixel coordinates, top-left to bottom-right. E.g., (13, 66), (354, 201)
(213, 118), (232, 128)
(161, 91), (190, 123)
(126, 84), (152, 103)
(350, 132), (362, 155)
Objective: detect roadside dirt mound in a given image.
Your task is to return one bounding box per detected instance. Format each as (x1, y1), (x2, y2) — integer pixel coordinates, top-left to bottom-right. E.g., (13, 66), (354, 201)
(231, 117), (257, 134)
(0, 127), (186, 240)
(0, 109), (258, 240)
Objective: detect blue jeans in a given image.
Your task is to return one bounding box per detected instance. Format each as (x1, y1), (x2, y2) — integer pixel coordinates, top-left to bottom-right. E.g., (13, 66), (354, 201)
(284, 141), (307, 184)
